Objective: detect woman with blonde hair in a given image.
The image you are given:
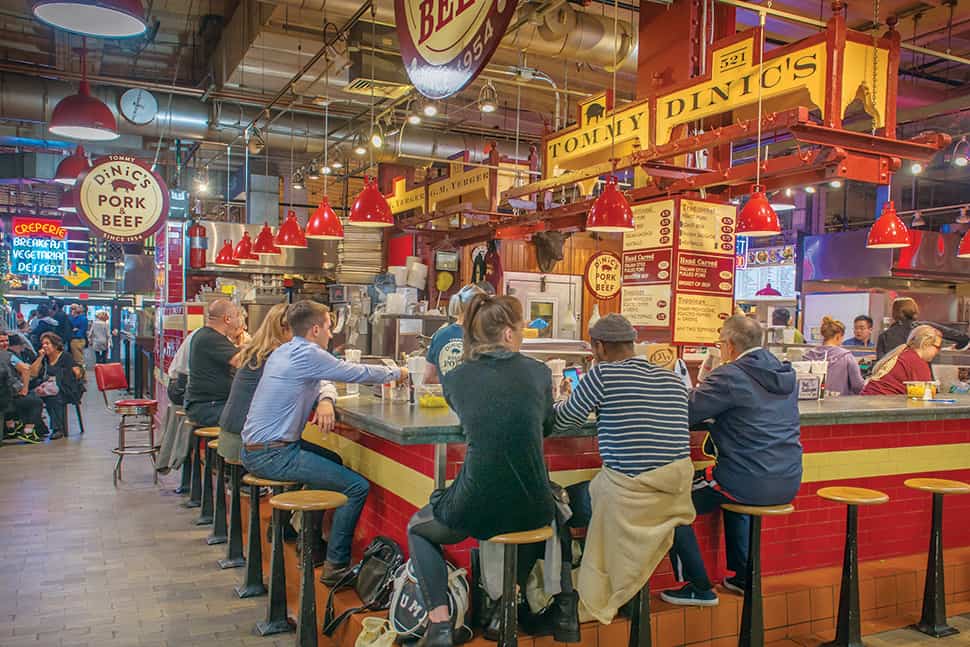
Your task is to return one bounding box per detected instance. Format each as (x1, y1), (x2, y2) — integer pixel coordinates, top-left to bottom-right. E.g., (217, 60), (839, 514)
(803, 316), (864, 395)
(88, 311), (112, 364)
(862, 324), (942, 395)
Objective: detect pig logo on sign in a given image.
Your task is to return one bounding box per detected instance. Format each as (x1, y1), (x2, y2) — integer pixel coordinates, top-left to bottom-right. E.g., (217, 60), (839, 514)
(585, 102), (605, 124)
(111, 179), (136, 193)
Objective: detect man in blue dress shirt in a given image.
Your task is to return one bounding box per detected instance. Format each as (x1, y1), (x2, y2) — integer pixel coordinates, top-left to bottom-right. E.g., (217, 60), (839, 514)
(241, 300), (406, 584)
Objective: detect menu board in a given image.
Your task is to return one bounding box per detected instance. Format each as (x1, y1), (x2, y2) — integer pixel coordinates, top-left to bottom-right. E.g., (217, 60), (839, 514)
(621, 285), (671, 327)
(673, 293), (733, 343)
(676, 252), (735, 295)
(622, 248), (673, 285)
(735, 265), (797, 299)
(679, 199), (736, 254)
(624, 199), (675, 251)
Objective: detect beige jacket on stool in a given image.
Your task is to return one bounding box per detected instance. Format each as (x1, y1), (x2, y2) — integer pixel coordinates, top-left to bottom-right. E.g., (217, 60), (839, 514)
(577, 456), (696, 624)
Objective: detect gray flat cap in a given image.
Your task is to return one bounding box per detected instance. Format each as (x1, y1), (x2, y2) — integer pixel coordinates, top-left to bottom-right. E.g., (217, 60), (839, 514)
(590, 314), (636, 342)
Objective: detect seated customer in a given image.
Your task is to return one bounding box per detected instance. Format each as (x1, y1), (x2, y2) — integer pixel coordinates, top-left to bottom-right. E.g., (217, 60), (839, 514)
(553, 314), (695, 624)
(184, 299), (242, 426)
(0, 332), (47, 442)
(242, 300), (404, 585)
(862, 324), (941, 396)
(423, 283), (487, 384)
(407, 294), (556, 647)
(803, 316), (864, 395)
(662, 316), (802, 606)
(28, 332), (84, 440)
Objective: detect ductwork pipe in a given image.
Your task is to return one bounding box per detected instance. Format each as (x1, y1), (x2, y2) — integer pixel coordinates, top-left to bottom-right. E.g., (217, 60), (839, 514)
(0, 72), (526, 162)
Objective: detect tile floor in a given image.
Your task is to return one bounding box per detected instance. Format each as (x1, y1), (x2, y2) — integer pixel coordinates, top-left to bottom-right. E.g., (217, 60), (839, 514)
(0, 379), (967, 647)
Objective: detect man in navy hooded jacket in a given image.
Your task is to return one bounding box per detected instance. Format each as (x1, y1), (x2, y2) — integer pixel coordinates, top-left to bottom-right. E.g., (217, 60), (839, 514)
(662, 315), (802, 606)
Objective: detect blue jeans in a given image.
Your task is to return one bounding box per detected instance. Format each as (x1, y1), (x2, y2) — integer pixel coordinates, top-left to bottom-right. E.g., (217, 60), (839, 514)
(241, 442), (369, 565)
(668, 473), (750, 591)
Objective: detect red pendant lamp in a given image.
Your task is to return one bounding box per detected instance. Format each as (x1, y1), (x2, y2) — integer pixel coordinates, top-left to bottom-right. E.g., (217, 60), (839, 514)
(233, 231), (259, 262)
(49, 44), (119, 141)
(253, 222), (281, 255)
(33, 0), (147, 38)
(736, 185), (781, 237)
(215, 240), (239, 266)
(349, 176), (394, 227)
(586, 176), (635, 232)
(866, 200), (910, 249)
(275, 210), (308, 248)
(306, 196), (344, 239)
(53, 145), (90, 185)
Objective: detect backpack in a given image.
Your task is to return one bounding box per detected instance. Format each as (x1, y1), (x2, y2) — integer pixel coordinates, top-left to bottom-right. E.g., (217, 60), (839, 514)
(321, 536), (405, 637)
(387, 559), (471, 642)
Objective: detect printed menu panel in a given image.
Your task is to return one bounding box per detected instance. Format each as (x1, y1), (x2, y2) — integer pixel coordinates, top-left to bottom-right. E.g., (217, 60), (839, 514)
(679, 199), (736, 254)
(676, 252), (735, 295)
(673, 293), (734, 344)
(624, 199), (675, 251)
(621, 284), (672, 327)
(622, 248), (673, 285)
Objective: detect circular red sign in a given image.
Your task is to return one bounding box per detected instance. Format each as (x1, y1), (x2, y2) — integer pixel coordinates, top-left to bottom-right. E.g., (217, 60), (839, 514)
(395, 0), (517, 99)
(75, 155), (169, 243)
(584, 251), (622, 301)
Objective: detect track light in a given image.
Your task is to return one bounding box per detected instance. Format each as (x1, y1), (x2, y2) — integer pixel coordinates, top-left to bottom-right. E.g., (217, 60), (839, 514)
(406, 99), (422, 125)
(804, 186), (817, 194)
(829, 179), (843, 188)
(478, 81), (498, 113)
(248, 127), (265, 156)
(910, 161), (924, 174)
(370, 125), (384, 149)
(422, 101), (438, 117)
(307, 160), (321, 180)
(952, 137), (969, 167)
(292, 169), (305, 191)
(332, 159), (343, 169)
(353, 132), (367, 156)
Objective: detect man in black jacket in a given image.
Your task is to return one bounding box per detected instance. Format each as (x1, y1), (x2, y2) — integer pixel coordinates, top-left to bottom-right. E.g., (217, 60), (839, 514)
(662, 316), (802, 607)
(50, 299), (73, 344)
(185, 299), (243, 426)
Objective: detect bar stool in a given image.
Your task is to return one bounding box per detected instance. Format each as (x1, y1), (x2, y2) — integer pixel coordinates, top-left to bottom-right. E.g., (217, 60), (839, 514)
(817, 487), (889, 647)
(173, 409), (190, 494)
(488, 527), (554, 647)
(628, 583), (651, 647)
(96, 363), (158, 487)
(238, 474), (297, 599)
(255, 476), (301, 637)
(206, 440), (227, 545)
(218, 457), (246, 569)
(193, 427), (219, 525)
(904, 477), (970, 638)
(183, 427), (203, 509)
(270, 490), (348, 647)
(720, 503), (795, 647)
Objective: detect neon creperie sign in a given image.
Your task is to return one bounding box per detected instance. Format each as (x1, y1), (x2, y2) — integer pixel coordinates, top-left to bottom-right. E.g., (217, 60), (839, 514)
(10, 217), (68, 277)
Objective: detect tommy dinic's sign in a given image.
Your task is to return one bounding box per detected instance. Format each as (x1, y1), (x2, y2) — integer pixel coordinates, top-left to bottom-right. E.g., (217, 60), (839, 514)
(544, 24), (893, 179)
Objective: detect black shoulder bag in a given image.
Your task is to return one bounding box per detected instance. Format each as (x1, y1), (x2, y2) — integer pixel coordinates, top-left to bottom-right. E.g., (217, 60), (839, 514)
(321, 536), (405, 636)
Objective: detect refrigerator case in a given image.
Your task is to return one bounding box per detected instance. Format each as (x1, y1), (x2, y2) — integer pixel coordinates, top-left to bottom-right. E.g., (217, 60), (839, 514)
(504, 271), (583, 340)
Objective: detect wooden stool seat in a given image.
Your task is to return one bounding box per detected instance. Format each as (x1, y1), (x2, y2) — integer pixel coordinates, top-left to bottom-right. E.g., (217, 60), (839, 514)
(208, 439), (219, 450)
(270, 490), (348, 512)
(243, 474), (298, 488)
(224, 457), (243, 466)
(194, 427), (220, 438)
(722, 503), (795, 516)
(488, 526), (554, 545)
(904, 478), (970, 495)
(817, 486), (889, 505)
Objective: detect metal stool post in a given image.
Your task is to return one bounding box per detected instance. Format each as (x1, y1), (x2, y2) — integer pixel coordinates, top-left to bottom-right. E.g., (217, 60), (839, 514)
(206, 441), (227, 545)
(183, 436), (202, 508)
(218, 460), (246, 569)
(628, 584), (652, 647)
(488, 527), (554, 647)
(237, 474), (276, 598)
(256, 488), (294, 636)
(194, 429), (219, 525)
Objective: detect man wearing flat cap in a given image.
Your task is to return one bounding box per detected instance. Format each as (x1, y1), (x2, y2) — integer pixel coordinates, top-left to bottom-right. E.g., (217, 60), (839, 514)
(552, 314), (695, 623)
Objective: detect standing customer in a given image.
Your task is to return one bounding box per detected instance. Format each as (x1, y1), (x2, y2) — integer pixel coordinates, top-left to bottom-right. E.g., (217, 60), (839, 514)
(662, 316), (802, 606)
(28, 304), (59, 350)
(553, 314), (695, 624)
(407, 294), (556, 647)
(862, 325), (942, 395)
(28, 333), (83, 440)
(68, 304), (88, 371)
(50, 300), (73, 345)
(242, 300), (404, 585)
(184, 299), (242, 426)
(876, 297), (969, 359)
(843, 315), (874, 347)
(88, 311), (111, 364)
(424, 283), (487, 384)
(772, 308), (804, 343)
(803, 317), (864, 395)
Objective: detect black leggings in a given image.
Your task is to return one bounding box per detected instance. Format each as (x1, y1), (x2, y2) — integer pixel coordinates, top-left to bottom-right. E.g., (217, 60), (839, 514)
(407, 505), (470, 609)
(10, 393), (48, 435)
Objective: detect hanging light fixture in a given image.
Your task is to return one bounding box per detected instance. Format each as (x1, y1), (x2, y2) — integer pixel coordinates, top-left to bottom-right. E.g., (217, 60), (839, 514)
(215, 240), (240, 266)
(307, 160), (321, 180)
(292, 169), (305, 191)
(253, 223), (281, 255)
(735, 12), (781, 238)
(352, 132), (367, 156)
(421, 101), (438, 117)
(584, 0), (634, 234)
(53, 145), (90, 185)
(406, 98), (422, 125)
(911, 211), (926, 227)
(49, 42), (119, 141)
(370, 124), (384, 150)
(306, 196), (344, 239)
(478, 81), (498, 113)
(275, 210), (308, 247)
(951, 137), (968, 167)
(247, 127), (265, 155)
(332, 159), (343, 169)
(866, 201), (910, 249)
(33, 0), (147, 39)
(349, 176), (394, 227)
(233, 232), (259, 262)
(57, 189), (77, 213)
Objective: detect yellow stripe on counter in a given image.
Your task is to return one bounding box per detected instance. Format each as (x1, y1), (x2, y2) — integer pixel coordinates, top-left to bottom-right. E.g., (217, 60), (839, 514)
(801, 443), (970, 483)
(302, 425), (435, 508)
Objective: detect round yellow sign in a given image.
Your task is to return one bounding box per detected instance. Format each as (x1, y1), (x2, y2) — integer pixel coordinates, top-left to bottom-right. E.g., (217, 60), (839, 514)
(76, 155), (169, 242)
(584, 251), (622, 300)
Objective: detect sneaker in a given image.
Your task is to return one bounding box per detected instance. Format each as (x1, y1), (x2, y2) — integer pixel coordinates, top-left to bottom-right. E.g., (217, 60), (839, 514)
(722, 575), (745, 595)
(660, 583), (719, 607)
(13, 430), (41, 444)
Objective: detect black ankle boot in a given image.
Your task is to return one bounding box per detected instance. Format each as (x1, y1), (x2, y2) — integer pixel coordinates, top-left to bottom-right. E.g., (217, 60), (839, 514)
(416, 621), (453, 647)
(549, 591), (581, 643)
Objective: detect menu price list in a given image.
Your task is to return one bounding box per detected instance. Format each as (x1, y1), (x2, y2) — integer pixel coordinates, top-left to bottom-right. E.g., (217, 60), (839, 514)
(623, 199), (675, 251)
(673, 293), (734, 344)
(621, 285), (671, 327)
(676, 252), (735, 295)
(622, 248), (673, 285)
(679, 200), (736, 254)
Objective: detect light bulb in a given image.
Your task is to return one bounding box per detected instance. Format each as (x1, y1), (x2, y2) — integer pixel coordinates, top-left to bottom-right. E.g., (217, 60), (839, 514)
(407, 113), (422, 125)
(910, 162), (924, 174)
(955, 156), (969, 168)
(322, 165), (332, 175)
(371, 132), (383, 148)
(804, 186), (817, 194)
(422, 102), (438, 117)
(332, 160), (343, 169)
(829, 179), (843, 188)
